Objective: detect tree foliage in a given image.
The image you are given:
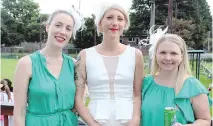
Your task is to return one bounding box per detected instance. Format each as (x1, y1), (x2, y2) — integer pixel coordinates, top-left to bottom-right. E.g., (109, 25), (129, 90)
(1, 0), (47, 46)
(72, 15), (102, 49)
(1, 8), (25, 46)
(172, 18), (196, 46)
(126, 0), (212, 49)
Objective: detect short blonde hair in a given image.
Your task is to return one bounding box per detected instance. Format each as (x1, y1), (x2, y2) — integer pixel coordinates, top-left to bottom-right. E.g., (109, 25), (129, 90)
(151, 34), (191, 94)
(95, 4), (130, 36)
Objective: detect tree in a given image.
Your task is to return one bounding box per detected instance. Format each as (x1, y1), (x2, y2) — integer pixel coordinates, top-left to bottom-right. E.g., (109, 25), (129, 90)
(73, 15), (102, 49)
(37, 14), (49, 43)
(1, 0), (42, 45)
(125, 0), (151, 37)
(171, 0), (212, 49)
(172, 18), (196, 46)
(2, 0), (40, 22)
(126, 0), (212, 49)
(189, 0), (212, 49)
(203, 38), (212, 51)
(1, 8), (25, 46)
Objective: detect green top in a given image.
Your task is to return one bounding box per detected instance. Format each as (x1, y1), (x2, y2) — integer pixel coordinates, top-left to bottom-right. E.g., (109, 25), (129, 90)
(141, 75), (212, 126)
(26, 51), (78, 126)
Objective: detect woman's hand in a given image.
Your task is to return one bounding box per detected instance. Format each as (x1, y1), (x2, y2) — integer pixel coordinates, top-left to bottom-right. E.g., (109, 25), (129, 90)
(88, 121), (100, 126)
(127, 117), (140, 126)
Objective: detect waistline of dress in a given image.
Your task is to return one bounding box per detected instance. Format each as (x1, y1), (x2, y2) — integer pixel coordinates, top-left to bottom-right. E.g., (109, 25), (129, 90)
(26, 109), (71, 117)
(88, 99), (133, 124)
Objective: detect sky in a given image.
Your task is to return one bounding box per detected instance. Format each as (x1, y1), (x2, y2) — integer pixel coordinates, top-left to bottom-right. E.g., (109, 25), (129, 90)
(207, 0), (213, 16)
(34, 0), (132, 17)
(34, 0), (213, 17)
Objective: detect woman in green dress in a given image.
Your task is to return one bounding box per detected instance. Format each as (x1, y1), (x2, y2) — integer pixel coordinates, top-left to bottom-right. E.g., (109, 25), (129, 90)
(141, 34), (212, 126)
(13, 8), (84, 126)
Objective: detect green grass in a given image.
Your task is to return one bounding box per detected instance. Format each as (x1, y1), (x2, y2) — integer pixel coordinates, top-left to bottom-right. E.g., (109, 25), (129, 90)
(206, 63), (212, 69)
(1, 58), (19, 81)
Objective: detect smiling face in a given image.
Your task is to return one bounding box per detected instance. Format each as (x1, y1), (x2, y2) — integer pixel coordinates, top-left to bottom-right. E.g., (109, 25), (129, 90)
(156, 41), (183, 72)
(46, 12), (74, 48)
(99, 9), (126, 37)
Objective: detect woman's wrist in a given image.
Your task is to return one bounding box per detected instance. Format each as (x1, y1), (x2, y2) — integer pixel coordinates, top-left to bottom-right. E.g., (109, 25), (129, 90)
(132, 115), (140, 122)
(88, 120), (98, 126)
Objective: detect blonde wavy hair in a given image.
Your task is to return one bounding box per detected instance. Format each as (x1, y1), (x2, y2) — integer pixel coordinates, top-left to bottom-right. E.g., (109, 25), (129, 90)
(151, 34), (191, 94)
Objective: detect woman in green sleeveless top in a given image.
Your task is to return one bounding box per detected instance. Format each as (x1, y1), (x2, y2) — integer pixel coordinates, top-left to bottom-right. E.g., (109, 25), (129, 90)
(13, 8), (84, 126)
(141, 34), (212, 126)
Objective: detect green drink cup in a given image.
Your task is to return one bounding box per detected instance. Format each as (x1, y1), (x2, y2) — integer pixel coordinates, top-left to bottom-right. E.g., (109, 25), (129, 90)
(164, 107), (176, 126)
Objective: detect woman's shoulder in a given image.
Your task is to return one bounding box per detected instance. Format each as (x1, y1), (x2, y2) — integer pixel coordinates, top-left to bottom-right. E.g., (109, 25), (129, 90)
(184, 76), (208, 93)
(142, 75), (154, 89)
(17, 55), (32, 67)
(78, 47), (96, 61)
(127, 46), (143, 57)
(143, 75), (153, 82)
(177, 76), (209, 98)
(28, 51), (42, 61)
(175, 76), (212, 123)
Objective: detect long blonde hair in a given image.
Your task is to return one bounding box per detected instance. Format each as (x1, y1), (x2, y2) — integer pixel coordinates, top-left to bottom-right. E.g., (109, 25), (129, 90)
(151, 34), (191, 94)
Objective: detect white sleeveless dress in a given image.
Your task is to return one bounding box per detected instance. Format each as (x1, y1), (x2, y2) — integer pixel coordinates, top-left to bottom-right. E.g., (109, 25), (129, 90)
(86, 46), (135, 126)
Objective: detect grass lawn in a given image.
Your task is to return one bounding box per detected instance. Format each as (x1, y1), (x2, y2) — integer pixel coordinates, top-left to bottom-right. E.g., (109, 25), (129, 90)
(1, 58), (19, 81)
(206, 63), (212, 69)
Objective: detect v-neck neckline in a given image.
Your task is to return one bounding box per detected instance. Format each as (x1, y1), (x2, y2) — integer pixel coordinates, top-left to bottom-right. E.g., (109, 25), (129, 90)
(38, 51), (65, 81)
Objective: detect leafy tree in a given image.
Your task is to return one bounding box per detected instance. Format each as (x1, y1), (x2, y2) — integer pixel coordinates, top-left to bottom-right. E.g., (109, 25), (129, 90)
(1, 8), (24, 46)
(73, 15), (102, 49)
(189, 0), (212, 49)
(126, 0), (212, 49)
(172, 18), (196, 46)
(125, 0), (151, 37)
(1, 0), (41, 45)
(37, 14), (49, 42)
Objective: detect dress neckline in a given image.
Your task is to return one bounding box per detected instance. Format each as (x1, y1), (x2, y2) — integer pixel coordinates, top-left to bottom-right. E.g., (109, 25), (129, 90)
(37, 51), (65, 81)
(151, 75), (175, 89)
(93, 46), (129, 57)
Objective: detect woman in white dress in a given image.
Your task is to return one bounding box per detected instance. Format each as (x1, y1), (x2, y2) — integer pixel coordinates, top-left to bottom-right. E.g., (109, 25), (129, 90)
(0, 79), (13, 101)
(74, 3), (144, 126)
(0, 79), (14, 126)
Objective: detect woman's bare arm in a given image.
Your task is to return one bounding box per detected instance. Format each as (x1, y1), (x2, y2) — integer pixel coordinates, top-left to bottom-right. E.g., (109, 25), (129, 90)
(132, 49), (144, 124)
(185, 94), (211, 126)
(13, 56), (32, 126)
(74, 50), (99, 126)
